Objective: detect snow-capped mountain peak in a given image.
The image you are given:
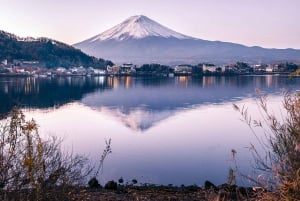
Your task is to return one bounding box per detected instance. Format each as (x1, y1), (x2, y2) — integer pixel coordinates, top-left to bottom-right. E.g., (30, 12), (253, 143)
(74, 15), (300, 65)
(89, 15), (192, 41)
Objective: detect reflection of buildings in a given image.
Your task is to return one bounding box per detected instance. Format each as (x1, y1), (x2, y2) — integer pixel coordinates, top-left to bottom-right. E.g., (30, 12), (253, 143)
(24, 77), (39, 94)
(108, 76), (132, 89)
(265, 75), (279, 88)
(2, 75), (299, 126)
(202, 76), (216, 87)
(0, 76), (108, 115)
(123, 76), (132, 89)
(107, 76), (119, 89)
(94, 76), (106, 85)
(254, 76), (263, 89)
(57, 77), (68, 86)
(266, 75), (273, 88)
(176, 76), (191, 87)
(1, 77), (40, 94)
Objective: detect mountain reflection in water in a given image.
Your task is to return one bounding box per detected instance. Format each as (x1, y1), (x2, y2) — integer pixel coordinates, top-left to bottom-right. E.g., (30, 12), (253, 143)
(1, 75), (299, 131)
(1, 75), (300, 185)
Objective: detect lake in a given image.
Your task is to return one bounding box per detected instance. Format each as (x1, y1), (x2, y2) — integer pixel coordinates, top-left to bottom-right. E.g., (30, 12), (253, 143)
(0, 75), (299, 186)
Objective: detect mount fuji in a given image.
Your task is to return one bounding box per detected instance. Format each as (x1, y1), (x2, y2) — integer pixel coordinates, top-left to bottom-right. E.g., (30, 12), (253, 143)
(74, 15), (300, 65)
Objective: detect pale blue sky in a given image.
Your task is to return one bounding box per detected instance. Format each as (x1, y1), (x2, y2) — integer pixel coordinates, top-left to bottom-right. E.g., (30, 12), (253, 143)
(0, 0), (299, 49)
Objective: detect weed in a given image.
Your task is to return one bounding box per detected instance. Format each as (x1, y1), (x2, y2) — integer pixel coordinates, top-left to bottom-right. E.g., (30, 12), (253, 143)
(234, 91), (300, 200)
(0, 108), (92, 200)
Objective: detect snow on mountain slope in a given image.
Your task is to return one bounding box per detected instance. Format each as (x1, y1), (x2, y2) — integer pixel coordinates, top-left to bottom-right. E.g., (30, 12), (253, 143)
(74, 15), (300, 65)
(88, 15), (193, 41)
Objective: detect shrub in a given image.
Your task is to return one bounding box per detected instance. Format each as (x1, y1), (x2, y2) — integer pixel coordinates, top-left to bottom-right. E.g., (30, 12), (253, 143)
(0, 108), (92, 200)
(234, 91), (300, 200)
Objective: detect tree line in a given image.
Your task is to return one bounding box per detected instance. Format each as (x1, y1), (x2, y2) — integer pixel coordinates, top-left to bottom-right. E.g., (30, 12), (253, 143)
(0, 31), (113, 69)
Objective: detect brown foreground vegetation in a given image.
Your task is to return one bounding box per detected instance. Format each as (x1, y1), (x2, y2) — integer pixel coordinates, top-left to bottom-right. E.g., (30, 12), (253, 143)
(73, 186), (280, 201)
(0, 184), (280, 201)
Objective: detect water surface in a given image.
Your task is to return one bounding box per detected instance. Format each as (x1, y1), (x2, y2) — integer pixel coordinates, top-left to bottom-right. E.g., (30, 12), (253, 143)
(0, 75), (299, 186)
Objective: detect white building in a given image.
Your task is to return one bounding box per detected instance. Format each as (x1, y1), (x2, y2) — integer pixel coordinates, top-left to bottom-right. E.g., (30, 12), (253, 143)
(56, 67), (67, 73)
(1, 59), (8, 65)
(94, 69), (106, 75)
(120, 63), (136, 74)
(107, 65), (120, 74)
(70, 66), (86, 75)
(202, 64), (217, 72)
(174, 65), (192, 74)
(266, 65), (273, 72)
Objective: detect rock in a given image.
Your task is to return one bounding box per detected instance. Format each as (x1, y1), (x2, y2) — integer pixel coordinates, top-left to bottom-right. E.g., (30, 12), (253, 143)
(118, 177), (124, 184)
(104, 180), (118, 190)
(204, 180), (217, 190)
(132, 179), (138, 185)
(88, 177), (102, 189)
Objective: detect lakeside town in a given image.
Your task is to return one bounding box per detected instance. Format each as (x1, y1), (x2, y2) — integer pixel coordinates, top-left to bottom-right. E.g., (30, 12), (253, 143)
(0, 59), (299, 77)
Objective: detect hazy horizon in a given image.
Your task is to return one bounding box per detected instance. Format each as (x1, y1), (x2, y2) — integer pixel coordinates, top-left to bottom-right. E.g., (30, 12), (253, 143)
(0, 0), (299, 49)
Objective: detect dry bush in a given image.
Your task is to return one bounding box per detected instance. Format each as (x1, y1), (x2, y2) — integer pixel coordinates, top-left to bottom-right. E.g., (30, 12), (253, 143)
(0, 108), (92, 201)
(234, 91), (300, 200)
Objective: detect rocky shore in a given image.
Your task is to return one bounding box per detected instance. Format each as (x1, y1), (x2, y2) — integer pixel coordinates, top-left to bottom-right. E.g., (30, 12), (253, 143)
(70, 180), (279, 201)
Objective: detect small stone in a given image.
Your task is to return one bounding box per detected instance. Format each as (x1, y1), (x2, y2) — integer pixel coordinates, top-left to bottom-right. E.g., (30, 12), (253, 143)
(118, 177), (124, 184)
(104, 180), (118, 190)
(88, 177), (101, 189)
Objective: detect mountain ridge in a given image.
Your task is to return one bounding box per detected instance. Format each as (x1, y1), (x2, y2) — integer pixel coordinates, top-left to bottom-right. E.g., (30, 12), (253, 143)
(74, 15), (300, 65)
(0, 30), (113, 68)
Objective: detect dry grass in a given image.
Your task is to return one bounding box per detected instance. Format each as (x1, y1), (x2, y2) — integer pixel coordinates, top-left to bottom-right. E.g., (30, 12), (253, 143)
(1, 184), (282, 201)
(75, 186), (284, 201)
(234, 91), (300, 200)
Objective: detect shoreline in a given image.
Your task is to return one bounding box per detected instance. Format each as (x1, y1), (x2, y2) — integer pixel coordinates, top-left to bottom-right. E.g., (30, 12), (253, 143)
(0, 71), (291, 78)
(1, 181), (279, 201)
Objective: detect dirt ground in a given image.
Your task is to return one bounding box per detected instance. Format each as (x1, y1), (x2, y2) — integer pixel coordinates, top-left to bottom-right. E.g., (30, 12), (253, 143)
(72, 185), (276, 201)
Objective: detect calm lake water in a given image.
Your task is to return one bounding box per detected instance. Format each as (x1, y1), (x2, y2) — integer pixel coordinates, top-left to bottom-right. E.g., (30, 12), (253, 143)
(0, 75), (299, 186)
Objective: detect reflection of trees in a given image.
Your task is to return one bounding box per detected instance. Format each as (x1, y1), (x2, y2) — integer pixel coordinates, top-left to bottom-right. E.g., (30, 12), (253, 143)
(134, 77), (172, 87)
(0, 75), (299, 116)
(0, 77), (110, 115)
